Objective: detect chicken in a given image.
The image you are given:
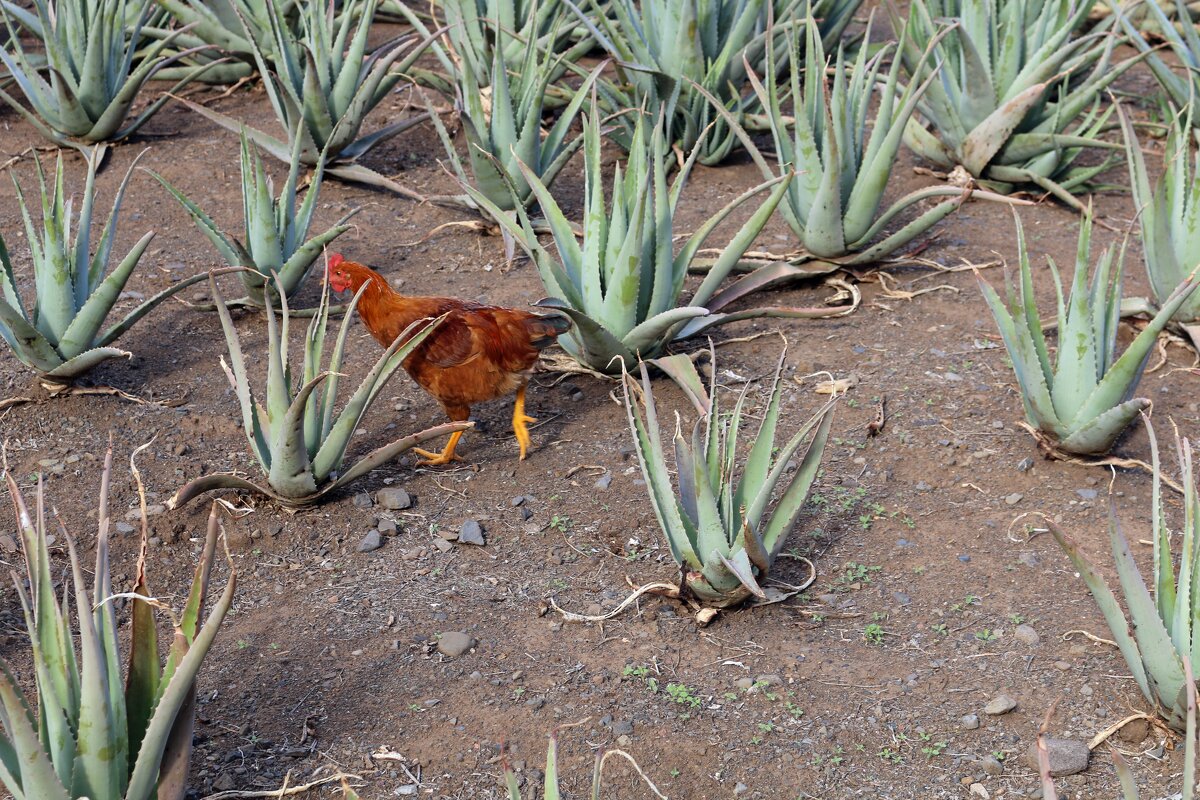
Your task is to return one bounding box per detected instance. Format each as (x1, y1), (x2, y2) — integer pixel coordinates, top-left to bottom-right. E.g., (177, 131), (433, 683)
(325, 254), (571, 465)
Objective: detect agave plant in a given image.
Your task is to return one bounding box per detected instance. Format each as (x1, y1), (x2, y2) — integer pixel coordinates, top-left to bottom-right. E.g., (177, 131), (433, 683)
(466, 103), (856, 374)
(893, 0), (1137, 205)
(714, 13), (991, 265)
(167, 274), (471, 509)
(0, 149), (214, 387)
(0, 448), (236, 799)
(1048, 420), (1200, 733)
(503, 727), (666, 800)
(0, 0), (217, 147)
(623, 349), (835, 607)
(176, 0), (435, 197)
(572, 0), (806, 165)
(978, 213), (1200, 456)
(1120, 102), (1200, 334)
(150, 128), (352, 308)
(1110, 0), (1200, 115)
(426, 18), (603, 215)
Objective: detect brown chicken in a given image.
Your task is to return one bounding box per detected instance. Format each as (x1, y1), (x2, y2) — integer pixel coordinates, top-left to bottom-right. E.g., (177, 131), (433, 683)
(326, 254), (571, 464)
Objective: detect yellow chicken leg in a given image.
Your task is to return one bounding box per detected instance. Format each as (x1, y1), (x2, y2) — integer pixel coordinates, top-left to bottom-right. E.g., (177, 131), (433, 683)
(413, 430), (466, 466)
(512, 385), (537, 460)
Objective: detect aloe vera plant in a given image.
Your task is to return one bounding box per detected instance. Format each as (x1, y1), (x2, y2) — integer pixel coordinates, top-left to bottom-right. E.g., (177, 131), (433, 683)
(573, 0), (805, 165)
(622, 348), (836, 607)
(0, 149), (213, 386)
(716, 13), (984, 264)
(426, 18), (603, 215)
(167, 274), (471, 509)
(143, 0), (283, 83)
(1121, 103), (1200, 333)
(0, 0), (216, 146)
(1048, 420), (1200, 733)
(893, 0), (1136, 204)
(1111, 0), (1200, 116)
(503, 727), (667, 800)
(0, 448), (236, 800)
(465, 104), (839, 374)
(978, 213), (1200, 456)
(176, 0), (435, 197)
(150, 129), (352, 308)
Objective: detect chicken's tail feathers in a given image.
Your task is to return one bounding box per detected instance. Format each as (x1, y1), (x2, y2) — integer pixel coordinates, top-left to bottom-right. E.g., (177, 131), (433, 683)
(525, 310), (572, 349)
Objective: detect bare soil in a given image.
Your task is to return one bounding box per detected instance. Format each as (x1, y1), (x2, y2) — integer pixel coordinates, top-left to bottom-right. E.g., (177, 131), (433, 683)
(0, 16), (1193, 800)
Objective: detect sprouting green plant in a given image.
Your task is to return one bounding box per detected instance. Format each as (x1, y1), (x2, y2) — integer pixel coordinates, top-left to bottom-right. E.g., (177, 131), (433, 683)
(0, 148), (214, 387)
(666, 683), (702, 709)
(893, 0), (1137, 206)
(1120, 102), (1200, 328)
(503, 726), (667, 800)
(468, 102), (815, 374)
(931, 623), (948, 636)
(0, 450), (236, 800)
(978, 213), (1199, 456)
(975, 629), (997, 642)
(166, 274), (471, 509)
(177, 0), (434, 196)
(549, 515), (572, 533)
(1049, 419), (1200, 732)
(879, 747), (902, 764)
(0, 0), (217, 146)
(150, 129), (352, 309)
(864, 623), (885, 644)
(622, 346), (836, 607)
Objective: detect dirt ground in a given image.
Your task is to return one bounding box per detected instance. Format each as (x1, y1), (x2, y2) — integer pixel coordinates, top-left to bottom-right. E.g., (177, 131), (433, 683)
(0, 10), (1196, 800)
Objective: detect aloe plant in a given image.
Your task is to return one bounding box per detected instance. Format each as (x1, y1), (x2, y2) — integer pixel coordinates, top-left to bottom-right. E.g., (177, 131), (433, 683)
(144, 0), (284, 83)
(149, 128), (352, 308)
(1111, 0), (1200, 117)
(503, 727), (666, 800)
(167, 274), (472, 509)
(464, 104), (840, 374)
(0, 449), (236, 799)
(572, 0), (805, 165)
(0, 0), (217, 146)
(1121, 102), (1200, 331)
(978, 213), (1200, 456)
(426, 18), (604, 215)
(1048, 419), (1200, 734)
(893, 0), (1137, 204)
(175, 0), (435, 197)
(715, 13), (982, 265)
(622, 348), (836, 608)
(748, 0), (864, 78)
(0, 148), (214, 387)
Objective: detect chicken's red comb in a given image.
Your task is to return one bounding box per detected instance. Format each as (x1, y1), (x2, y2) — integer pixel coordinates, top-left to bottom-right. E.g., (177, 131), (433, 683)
(328, 253), (345, 270)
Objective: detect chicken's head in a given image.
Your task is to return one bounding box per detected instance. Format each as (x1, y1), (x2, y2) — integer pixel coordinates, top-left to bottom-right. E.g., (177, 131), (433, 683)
(326, 253), (351, 293)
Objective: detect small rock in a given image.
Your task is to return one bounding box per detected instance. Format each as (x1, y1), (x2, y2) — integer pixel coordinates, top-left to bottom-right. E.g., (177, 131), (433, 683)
(1017, 552), (1041, 568)
(1024, 738), (1089, 777)
(892, 591), (911, 606)
(981, 755), (1003, 776)
(595, 473), (613, 490)
(915, 481), (932, 492)
(960, 714), (980, 730)
(432, 538), (453, 553)
(983, 694), (1016, 715)
(114, 522), (135, 536)
(1004, 493), (1023, 506)
(1075, 488), (1098, 500)
(1116, 717), (1150, 744)
(510, 495), (526, 507)
(734, 783), (749, 796)
(376, 487), (412, 510)
(357, 530), (383, 553)
(377, 518), (397, 535)
(1014, 625), (1040, 646)
(459, 520), (486, 546)
(352, 492), (373, 509)
(173, 443), (189, 457)
(437, 631), (474, 657)
(0, 534), (16, 552)
(611, 720), (633, 735)
(1017, 457), (1034, 472)
(968, 783), (989, 799)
